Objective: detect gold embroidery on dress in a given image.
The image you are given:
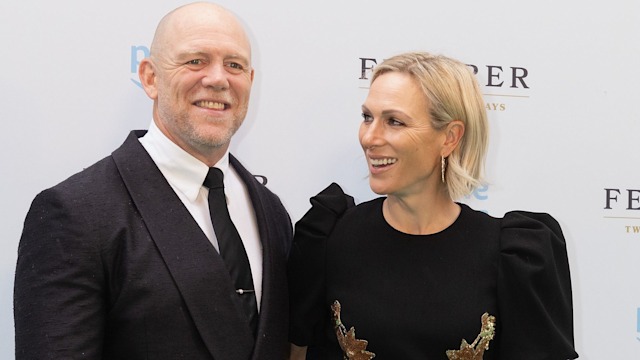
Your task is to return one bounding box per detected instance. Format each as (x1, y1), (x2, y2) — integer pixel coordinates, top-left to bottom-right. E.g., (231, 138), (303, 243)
(446, 313), (496, 360)
(331, 300), (376, 359)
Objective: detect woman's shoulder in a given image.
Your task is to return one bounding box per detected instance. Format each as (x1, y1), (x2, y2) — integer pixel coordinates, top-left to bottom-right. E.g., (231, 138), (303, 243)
(458, 203), (566, 246)
(499, 209), (567, 253)
(310, 183), (385, 216)
(494, 209), (577, 358)
(501, 209), (563, 234)
(454, 204), (569, 259)
(342, 196), (384, 218)
(295, 183), (380, 235)
(455, 203), (502, 235)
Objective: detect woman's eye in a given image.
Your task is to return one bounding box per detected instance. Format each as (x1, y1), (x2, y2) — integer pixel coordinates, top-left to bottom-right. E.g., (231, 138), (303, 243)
(361, 113), (373, 122)
(388, 118), (404, 126)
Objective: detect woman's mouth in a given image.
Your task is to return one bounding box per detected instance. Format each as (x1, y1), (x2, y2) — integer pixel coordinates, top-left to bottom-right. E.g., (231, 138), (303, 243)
(370, 158), (397, 168)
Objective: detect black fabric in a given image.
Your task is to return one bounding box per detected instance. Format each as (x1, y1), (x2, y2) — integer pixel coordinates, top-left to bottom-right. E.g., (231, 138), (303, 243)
(288, 183), (356, 346)
(289, 183), (578, 360)
(14, 131), (293, 360)
(204, 167), (258, 336)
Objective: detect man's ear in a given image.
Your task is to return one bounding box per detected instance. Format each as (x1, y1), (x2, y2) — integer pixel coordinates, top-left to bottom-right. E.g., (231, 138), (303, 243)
(442, 120), (465, 157)
(138, 58), (158, 100)
(250, 68), (255, 83)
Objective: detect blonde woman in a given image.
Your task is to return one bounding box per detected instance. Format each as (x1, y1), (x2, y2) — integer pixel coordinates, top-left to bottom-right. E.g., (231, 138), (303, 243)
(289, 52), (578, 359)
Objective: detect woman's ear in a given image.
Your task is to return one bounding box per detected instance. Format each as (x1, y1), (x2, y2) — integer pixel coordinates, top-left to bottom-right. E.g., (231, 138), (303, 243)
(138, 58), (158, 100)
(442, 120), (465, 157)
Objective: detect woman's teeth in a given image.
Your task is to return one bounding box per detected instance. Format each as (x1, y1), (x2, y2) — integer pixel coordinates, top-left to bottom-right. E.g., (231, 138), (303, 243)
(370, 158), (397, 167)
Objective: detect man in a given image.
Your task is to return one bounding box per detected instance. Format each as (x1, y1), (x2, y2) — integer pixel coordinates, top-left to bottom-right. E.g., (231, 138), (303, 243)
(14, 3), (292, 359)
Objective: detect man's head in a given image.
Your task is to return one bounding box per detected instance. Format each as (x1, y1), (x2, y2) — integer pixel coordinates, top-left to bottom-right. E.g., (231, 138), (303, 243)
(139, 2), (254, 166)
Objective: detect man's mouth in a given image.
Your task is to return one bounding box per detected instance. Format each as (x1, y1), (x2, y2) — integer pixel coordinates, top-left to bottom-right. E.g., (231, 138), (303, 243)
(195, 100), (227, 110)
(370, 158), (397, 167)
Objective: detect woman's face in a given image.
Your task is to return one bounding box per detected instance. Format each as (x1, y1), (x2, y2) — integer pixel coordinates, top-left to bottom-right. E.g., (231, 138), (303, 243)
(359, 72), (446, 198)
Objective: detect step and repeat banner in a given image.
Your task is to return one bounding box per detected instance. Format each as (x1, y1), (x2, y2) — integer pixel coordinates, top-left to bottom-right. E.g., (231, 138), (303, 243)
(1, 0), (639, 358)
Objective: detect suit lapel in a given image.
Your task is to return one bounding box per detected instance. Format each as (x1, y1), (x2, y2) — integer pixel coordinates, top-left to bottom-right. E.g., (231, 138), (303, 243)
(112, 131), (254, 360)
(230, 155), (290, 358)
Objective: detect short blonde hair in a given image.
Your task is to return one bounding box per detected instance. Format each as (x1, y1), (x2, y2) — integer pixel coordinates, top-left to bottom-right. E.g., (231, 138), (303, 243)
(371, 52), (488, 200)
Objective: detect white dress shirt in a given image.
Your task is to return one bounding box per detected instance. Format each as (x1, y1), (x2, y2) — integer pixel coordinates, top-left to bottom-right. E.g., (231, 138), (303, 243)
(139, 121), (263, 310)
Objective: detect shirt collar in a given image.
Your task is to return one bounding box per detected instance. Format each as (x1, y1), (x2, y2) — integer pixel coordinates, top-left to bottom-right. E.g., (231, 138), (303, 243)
(142, 120), (230, 201)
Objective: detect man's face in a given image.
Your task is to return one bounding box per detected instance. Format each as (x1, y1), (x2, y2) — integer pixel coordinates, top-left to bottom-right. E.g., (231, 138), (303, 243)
(142, 7), (254, 164)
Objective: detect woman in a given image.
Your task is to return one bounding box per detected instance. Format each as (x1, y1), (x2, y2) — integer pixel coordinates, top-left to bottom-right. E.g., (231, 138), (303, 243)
(288, 52), (578, 359)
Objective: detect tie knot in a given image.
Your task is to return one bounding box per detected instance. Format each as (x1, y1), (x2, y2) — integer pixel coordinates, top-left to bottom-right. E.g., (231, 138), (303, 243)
(203, 167), (224, 189)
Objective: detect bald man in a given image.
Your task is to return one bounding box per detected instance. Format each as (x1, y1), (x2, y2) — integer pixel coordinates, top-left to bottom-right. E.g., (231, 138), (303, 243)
(14, 3), (292, 359)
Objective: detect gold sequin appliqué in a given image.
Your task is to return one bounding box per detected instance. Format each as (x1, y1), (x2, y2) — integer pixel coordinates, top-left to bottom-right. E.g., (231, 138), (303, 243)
(331, 300), (375, 359)
(446, 313), (496, 360)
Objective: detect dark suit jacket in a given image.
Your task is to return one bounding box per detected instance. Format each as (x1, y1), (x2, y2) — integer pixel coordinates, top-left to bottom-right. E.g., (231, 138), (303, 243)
(14, 130), (293, 360)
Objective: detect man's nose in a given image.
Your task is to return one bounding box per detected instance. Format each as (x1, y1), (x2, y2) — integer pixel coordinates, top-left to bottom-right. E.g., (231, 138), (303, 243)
(201, 63), (230, 90)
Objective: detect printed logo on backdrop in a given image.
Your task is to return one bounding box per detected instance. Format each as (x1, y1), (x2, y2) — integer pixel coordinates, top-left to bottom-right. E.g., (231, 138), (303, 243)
(603, 188), (640, 234)
(358, 58), (530, 113)
(464, 184), (490, 214)
(131, 45), (150, 89)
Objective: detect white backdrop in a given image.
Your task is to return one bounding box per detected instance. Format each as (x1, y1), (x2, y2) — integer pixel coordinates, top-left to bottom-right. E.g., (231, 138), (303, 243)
(1, 0), (639, 358)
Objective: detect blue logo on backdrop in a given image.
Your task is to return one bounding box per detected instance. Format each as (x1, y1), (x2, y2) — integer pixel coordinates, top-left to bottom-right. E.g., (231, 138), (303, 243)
(468, 185), (489, 201)
(637, 308), (640, 341)
(131, 45), (149, 89)
(465, 184), (490, 214)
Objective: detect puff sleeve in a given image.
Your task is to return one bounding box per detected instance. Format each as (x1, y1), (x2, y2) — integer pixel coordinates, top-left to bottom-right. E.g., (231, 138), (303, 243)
(288, 183), (355, 346)
(497, 211), (579, 359)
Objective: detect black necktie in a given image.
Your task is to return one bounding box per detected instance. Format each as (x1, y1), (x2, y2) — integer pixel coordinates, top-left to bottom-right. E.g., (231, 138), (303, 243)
(203, 167), (258, 336)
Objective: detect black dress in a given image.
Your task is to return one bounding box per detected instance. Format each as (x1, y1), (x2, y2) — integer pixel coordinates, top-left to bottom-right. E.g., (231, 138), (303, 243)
(289, 183), (578, 359)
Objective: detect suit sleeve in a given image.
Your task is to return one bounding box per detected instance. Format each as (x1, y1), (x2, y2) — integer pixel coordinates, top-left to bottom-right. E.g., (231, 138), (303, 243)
(14, 188), (107, 359)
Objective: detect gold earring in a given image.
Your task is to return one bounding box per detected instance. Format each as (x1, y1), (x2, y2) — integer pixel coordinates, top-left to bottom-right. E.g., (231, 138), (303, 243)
(441, 156), (446, 183)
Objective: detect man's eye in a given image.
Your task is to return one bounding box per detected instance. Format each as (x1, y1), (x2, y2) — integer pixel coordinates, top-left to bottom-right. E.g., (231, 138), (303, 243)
(225, 62), (247, 74)
(186, 59), (202, 65)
